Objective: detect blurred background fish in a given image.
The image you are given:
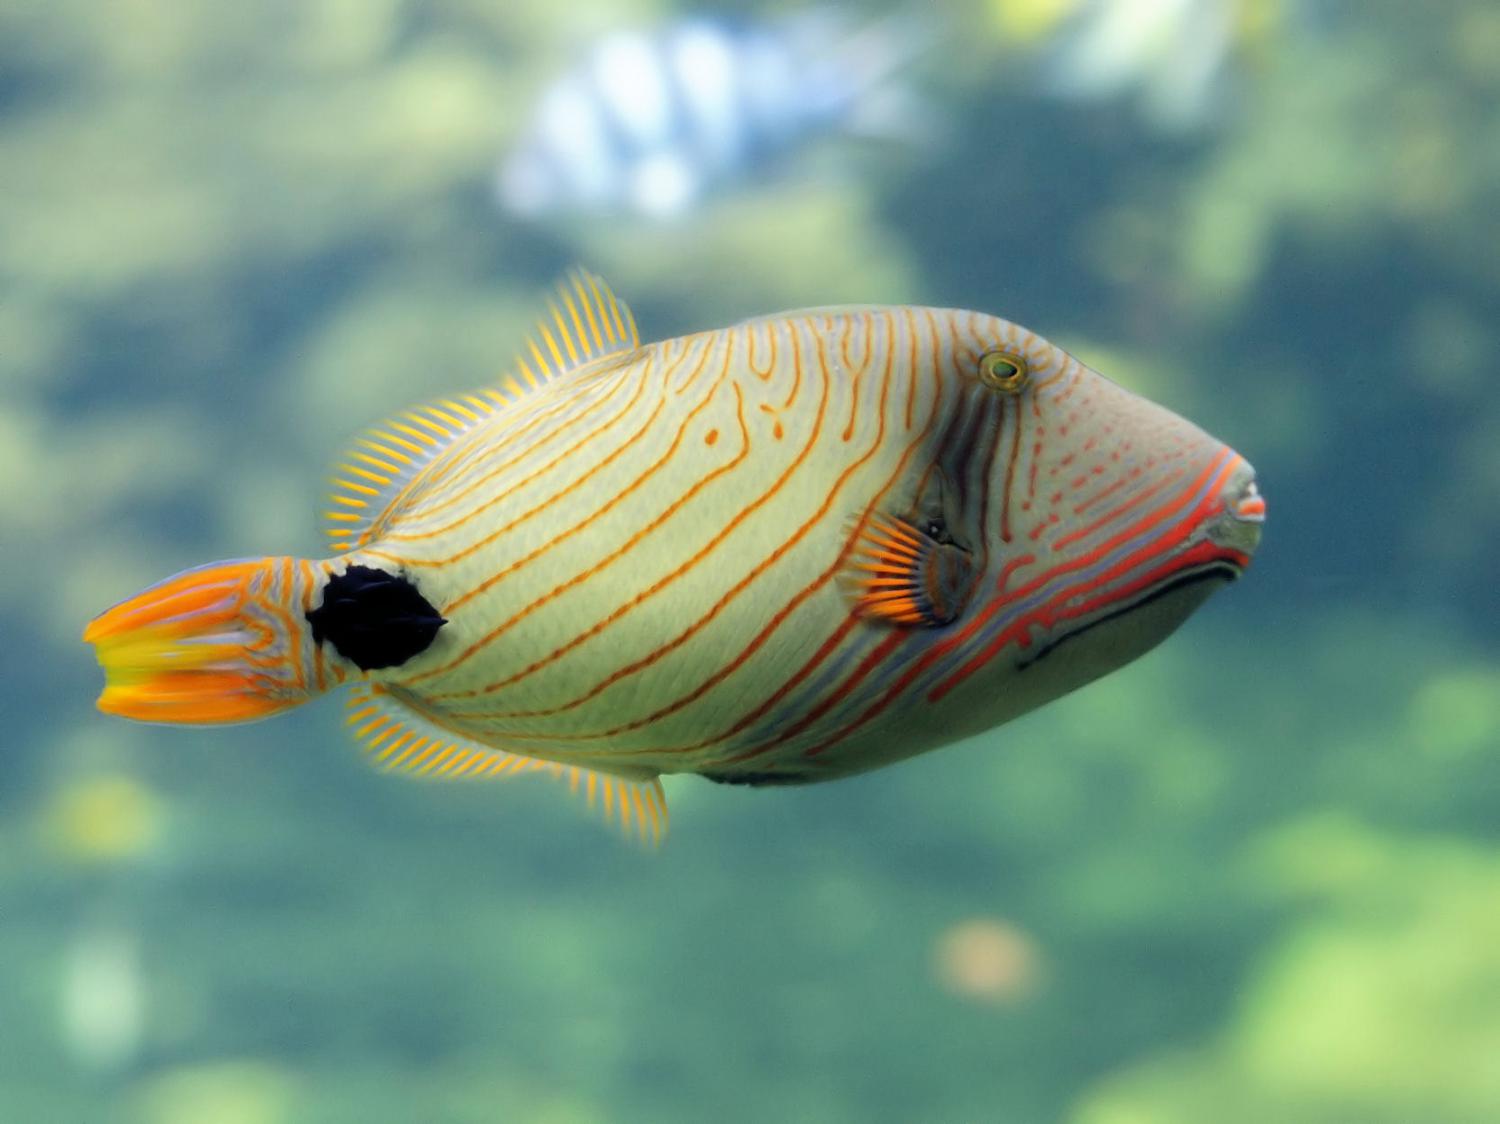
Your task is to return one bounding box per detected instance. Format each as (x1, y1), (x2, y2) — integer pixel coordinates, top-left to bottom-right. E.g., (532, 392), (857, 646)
(496, 12), (930, 220)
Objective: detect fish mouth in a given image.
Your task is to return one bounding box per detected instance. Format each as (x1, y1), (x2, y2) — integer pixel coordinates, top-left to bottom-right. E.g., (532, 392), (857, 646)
(1230, 479), (1266, 524)
(1014, 452), (1263, 673)
(1018, 563), (1239, 669)
(1206, 460), (1265, 572)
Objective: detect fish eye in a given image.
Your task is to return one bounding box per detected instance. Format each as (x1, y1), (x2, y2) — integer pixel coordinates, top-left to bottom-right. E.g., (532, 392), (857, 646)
(923, 516), (954, 545)
(978, 350), (1029, 394)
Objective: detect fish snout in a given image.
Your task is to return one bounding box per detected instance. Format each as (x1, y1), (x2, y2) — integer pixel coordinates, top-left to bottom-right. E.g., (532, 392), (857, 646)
(1231, 478), (1266, 524)
(1208, 457), (1264, 567)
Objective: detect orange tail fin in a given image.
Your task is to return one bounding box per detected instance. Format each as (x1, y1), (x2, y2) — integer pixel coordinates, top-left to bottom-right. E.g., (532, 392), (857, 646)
(83, 557), (337, 725)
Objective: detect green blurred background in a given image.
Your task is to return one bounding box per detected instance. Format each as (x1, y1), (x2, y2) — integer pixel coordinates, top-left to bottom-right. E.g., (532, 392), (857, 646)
(3, 0), (1498, 1120)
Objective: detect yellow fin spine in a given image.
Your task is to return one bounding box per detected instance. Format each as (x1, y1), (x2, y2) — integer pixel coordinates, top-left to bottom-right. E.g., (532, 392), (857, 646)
(323, 268), (637, 551)
(512, 267), (640, 385)
(343, 685), (667, 847)
(570, 274), (604, 350)
(332, 478), (382, 497)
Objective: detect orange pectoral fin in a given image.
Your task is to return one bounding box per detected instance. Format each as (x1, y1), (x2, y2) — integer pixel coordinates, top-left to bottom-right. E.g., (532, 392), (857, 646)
(840, 513), (977, 629)
(84, 557), (327, 725)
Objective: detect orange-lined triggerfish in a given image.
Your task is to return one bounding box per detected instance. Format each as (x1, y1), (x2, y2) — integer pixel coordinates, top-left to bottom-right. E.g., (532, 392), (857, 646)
(84, 271), (1265, 845)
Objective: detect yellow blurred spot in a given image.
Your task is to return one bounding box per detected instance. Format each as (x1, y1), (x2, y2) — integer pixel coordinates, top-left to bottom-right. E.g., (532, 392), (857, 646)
(132, 1062), (296, 1124)
(986, 0), (1081, 43)
(1235, 0), (1288, 54)
(1233, 835), (1500, 1113)
(1409, 665), (1500, 760)
(1453, 6), (1500, 85)
(1245, 812), (1389, 898)
(46, 774), (162, 863)
(934, 918), (1043, 1004)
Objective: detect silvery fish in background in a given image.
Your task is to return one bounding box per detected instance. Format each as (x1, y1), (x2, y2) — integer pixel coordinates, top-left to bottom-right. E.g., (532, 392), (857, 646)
(84, 272), (1264, 846)
(497, 15), (925, 219)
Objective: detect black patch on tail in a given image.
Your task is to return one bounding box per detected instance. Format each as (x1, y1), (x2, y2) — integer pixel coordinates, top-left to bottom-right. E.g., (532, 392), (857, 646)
(306, 565), (446, 671)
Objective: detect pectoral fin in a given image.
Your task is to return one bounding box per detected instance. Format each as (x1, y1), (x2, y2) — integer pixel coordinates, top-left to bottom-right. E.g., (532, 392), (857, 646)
(840, 513), (976, 628)
(344, 685), (667, 847)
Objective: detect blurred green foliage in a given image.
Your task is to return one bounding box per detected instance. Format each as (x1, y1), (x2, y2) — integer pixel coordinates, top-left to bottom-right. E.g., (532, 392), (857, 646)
(2, 0), (1497, 1120)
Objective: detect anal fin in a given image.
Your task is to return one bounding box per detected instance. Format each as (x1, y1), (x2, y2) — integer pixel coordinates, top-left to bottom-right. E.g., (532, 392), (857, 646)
(345, 685), (668, 847)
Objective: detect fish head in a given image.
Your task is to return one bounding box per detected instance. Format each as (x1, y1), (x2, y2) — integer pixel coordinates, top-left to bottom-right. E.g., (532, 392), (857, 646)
(907, 309), (1264, 721)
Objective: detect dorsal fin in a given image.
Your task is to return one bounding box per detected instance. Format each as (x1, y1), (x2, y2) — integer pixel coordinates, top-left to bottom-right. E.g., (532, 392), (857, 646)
(325, 269), (639, 552)
(344, 684), (668, 847)
(324, 390), (513, 553)
(510, 268), (640, 390)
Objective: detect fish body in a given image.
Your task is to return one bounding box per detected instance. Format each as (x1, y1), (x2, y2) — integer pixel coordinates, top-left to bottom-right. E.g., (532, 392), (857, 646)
(85, 273), (1264, 842)
(497, 17), (917, 219)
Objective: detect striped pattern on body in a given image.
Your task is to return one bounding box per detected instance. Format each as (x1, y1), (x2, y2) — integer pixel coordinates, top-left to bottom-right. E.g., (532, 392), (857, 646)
(83, 272), (1260, 843)
(346, 304), (1247, 781)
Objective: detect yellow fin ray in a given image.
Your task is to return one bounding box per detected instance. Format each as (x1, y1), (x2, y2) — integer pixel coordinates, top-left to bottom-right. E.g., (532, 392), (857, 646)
(344, 685), (668, 847)
(324, 268), (639, 552)
(511, 268), (640, 385)
(325, 395), (505, 552)
(839, 513), (977, 628)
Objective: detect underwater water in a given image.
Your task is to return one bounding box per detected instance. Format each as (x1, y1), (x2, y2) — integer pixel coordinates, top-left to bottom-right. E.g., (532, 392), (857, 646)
(3, 1), (1498, 1121)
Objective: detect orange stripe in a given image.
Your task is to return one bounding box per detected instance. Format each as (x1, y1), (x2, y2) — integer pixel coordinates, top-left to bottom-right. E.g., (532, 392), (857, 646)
(782, 319), (804, 409)
(1051, 466), (1189, 552)
(437, 341), (739, 620)
(406, 344), (733, 686)
(840, 311), (870, 442)
(366, 360), (660, 570)
(436, 322), (833, 704)
(903, 308), (918, 430)
(529, 345), (895, 739)
(506, 314), (945, 752)
(926, 453), (1242, 703)
(419, 339), (701, 528)
(711, 369), (983, 765)
(748, 321), (777, 381)
(382, 359), (651, 548)
(377, 355), (642, 536)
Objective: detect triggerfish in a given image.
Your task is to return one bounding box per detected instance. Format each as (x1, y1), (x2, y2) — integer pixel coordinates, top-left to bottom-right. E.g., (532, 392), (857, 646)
(84, 272), (1264, 845)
